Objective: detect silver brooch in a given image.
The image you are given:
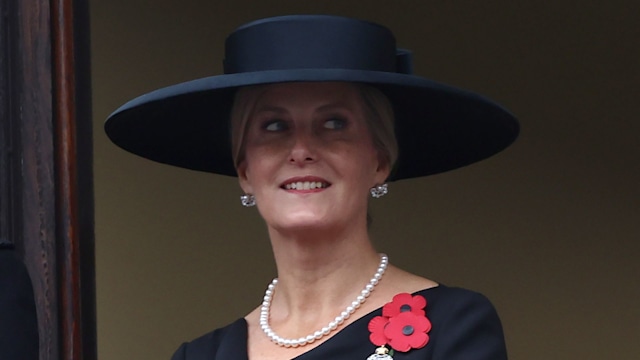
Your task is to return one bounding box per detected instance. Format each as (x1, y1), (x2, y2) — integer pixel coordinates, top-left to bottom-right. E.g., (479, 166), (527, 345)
(367, 346), (393, 360)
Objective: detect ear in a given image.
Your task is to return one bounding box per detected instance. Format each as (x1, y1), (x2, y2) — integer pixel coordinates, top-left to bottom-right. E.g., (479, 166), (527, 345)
(374, 156), (391, 185)
(237, 160), (254, 194)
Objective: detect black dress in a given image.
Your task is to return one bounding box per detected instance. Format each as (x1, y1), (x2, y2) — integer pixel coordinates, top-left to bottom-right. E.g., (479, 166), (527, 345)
(171, 285), (507, 360)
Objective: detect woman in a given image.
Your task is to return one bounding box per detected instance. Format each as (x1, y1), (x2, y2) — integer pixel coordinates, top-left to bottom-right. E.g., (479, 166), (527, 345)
(105, 15), (518, 359)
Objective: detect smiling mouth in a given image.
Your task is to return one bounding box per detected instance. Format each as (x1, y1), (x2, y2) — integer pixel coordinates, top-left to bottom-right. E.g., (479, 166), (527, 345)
(282, 181), (330, 190)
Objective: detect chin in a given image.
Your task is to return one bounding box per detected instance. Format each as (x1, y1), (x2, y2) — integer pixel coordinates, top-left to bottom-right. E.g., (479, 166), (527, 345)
(268, 211), (336, 233)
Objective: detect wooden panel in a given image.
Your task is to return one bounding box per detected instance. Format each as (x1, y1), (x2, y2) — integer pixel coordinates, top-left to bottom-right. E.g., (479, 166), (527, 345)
(0, 0), (96, 359)
(13, 0), (61, 357)
(0, 0), (19, 249)
(51, 0), (96, 358)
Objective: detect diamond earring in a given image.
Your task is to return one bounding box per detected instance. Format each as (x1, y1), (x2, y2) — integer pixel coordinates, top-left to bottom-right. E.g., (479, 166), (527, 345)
(370, 183), (388, 198)
(240, 194), (256, 207)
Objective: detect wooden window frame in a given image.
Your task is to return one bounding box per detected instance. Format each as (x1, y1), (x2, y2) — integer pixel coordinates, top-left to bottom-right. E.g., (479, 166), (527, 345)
(0, 0), (96, 359)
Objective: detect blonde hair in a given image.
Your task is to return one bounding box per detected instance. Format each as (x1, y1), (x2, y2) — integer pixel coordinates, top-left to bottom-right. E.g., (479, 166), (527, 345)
(230, 85), (268, 169)
(230, 83), (398, 176)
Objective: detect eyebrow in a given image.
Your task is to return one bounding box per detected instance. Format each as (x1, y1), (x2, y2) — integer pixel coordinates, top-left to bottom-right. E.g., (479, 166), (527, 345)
(316, 102), (353, 112)
(252, 100), (356, 118)
(253, 105), (288, 114)
(256, 102), (352, 112)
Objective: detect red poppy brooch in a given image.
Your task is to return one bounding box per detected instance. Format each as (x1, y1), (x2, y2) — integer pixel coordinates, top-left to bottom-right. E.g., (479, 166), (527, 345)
(367, 293), (431, 359)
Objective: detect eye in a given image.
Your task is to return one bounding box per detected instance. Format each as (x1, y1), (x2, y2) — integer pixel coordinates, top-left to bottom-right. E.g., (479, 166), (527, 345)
(263, 119), (288, 132)
(324, 117), (347, 130)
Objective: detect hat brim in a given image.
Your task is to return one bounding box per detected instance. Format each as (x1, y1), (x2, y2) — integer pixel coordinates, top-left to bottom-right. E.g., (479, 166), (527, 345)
(104, 69), (519, 180)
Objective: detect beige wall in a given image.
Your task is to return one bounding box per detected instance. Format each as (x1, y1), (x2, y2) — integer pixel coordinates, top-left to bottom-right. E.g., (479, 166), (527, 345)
(91, 1), (640, 359)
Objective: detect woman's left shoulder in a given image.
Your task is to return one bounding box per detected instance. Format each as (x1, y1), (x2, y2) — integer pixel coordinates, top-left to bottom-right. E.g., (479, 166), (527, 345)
(418, 284), (495, 302)
(383, 267), (501, 320)
(417, 284), (502, 319)
(414, 285), (508, 359)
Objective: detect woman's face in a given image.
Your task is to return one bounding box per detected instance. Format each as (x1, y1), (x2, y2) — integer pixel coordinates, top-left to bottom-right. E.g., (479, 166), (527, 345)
(237, 82), (390, 233)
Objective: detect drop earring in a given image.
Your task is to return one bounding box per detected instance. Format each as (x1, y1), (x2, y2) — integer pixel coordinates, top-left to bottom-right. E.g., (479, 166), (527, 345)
(240, 194), (256, 207)
(370, 183), (388, 198)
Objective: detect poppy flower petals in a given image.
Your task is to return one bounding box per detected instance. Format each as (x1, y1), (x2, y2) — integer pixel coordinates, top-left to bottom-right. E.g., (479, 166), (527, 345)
(387, 331), (428, 351)
(368, 316), (390, 346)
(382, 293), (427, 317)
(369, 293), (431, 353)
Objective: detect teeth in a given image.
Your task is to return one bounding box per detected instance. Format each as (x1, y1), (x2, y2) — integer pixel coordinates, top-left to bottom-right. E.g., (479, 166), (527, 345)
(284, 181), (328, 190)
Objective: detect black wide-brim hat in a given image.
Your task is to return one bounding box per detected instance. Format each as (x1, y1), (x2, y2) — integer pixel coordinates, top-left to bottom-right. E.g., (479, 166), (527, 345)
(105, 15), (519, 181)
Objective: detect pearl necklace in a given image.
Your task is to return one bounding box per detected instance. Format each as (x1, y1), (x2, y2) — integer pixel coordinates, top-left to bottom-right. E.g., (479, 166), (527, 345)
(260, 254), (389, 348)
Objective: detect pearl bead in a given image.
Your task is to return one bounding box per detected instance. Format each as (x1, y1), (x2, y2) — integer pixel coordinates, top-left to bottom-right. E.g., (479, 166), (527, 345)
(346, 306), (355, 314)
(259, 254), (389, 347)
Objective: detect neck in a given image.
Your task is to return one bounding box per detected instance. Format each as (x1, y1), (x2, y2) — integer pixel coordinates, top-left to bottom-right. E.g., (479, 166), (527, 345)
(264, 223), (382, 335)
(260, 253), (387, 347)
(268, 222), (377, 289)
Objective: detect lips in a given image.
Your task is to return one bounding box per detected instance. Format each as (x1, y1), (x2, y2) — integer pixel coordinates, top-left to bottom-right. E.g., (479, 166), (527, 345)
(281, 177), (331, 191)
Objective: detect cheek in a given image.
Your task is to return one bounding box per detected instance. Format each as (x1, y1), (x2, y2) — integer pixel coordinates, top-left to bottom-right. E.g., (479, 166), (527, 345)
(242, 147), (279, 187)
(242, 157), (262, 183)
(242, 140), (264, 168)
(351, 143), (382, 172)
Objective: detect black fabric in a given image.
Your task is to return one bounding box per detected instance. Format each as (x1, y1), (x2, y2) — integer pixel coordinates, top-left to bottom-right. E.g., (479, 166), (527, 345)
(0, 249), (39, 360)
(171, 286), (507, 360)
(224, 16), (397, 74)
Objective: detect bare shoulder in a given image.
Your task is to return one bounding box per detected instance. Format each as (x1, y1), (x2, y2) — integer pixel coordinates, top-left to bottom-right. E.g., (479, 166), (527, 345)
(244, 306), (262, 331)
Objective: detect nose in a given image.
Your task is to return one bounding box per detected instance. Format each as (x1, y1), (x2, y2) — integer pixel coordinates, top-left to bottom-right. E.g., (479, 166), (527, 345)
(289, 129), (318, 165)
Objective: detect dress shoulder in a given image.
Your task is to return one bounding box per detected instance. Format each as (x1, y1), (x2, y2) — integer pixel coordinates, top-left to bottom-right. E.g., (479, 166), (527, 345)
(170, 318), (247, 360)
(421, 286), (508, 359)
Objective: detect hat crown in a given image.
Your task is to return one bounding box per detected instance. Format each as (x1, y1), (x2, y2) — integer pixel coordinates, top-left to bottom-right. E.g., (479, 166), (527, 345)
(223, 15), (405, 74)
